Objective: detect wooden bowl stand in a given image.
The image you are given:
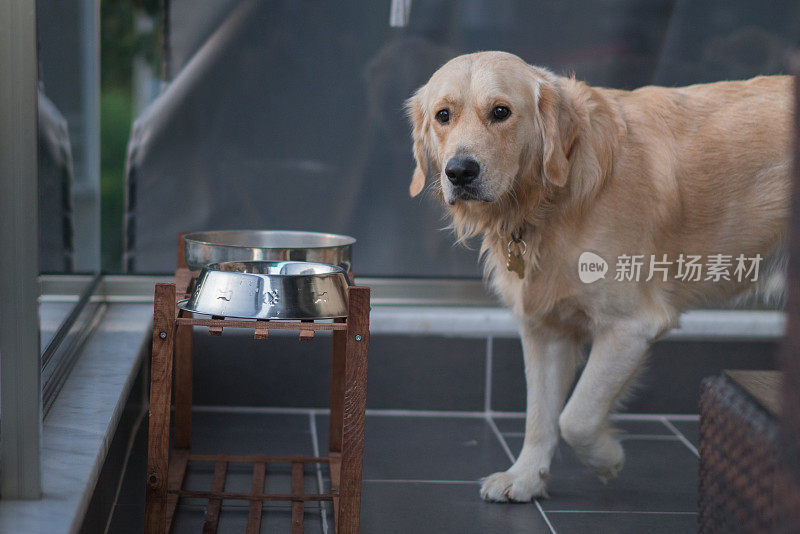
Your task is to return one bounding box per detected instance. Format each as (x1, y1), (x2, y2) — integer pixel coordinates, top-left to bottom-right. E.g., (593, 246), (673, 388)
(144, 240), (369, 533)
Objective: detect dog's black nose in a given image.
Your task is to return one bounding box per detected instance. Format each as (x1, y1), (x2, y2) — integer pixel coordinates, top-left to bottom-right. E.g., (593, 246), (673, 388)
(445, 157), (481, 186)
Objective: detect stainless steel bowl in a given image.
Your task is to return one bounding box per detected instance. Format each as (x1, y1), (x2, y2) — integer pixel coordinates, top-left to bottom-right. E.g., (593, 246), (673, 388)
(183, 230), (355, 271)
(177, 261), (350, 320)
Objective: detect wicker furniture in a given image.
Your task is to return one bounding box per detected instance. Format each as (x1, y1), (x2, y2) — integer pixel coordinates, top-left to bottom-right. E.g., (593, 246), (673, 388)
(699, 371), (781, 533)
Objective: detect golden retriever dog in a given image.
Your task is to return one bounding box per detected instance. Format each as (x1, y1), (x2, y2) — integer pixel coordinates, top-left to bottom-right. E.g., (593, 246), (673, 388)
(406, 51), (791, 502)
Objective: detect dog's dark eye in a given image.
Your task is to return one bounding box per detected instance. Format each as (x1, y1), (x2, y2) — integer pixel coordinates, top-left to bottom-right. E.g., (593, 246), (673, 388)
(435, 109), (450, 124)
(492, 106), (511, 121)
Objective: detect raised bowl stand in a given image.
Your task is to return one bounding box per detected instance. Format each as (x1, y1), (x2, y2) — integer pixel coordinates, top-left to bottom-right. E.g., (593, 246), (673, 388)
(144, 239), (370, 533)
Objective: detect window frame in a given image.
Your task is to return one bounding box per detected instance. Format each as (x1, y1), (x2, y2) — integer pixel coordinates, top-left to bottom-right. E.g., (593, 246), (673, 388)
(0, 0), (42, 499)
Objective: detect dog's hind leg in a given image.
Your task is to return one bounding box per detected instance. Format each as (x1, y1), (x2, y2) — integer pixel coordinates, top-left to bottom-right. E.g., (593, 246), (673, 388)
(480, 322), (581, 502)
(558, 320), (655, 480)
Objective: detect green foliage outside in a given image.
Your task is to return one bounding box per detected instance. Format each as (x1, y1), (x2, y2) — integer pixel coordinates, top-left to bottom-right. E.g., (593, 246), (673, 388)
(100, 0), (159, 271)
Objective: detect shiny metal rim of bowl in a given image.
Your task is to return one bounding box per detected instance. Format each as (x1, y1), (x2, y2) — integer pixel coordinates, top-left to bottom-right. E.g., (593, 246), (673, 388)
(184, 230), (356, 249)
(206, 260), (349, 276)
(183, 230), (355, 271)
(177, 260), (350, 320)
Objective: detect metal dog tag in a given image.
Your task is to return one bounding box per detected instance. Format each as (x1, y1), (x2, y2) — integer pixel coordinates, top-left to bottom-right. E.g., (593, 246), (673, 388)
(506, 233), (527, 279)
(506, 251), (525, 279)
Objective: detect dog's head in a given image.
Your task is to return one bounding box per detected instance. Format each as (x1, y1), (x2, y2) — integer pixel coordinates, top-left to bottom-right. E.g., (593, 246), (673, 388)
(406, 51), (576, 207)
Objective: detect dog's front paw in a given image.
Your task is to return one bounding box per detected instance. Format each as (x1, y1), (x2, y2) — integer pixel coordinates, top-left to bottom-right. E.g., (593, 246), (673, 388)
(576, 433), (625, 482)
(480, 469), (549, 502)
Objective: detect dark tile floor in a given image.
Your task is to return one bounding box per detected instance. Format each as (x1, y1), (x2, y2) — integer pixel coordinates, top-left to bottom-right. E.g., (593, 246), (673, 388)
(191, 332), (776, 415)
(107, 410), (699, 534)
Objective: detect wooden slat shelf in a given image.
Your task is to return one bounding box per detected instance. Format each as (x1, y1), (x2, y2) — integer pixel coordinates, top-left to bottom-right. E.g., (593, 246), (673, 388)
(291, 459), (305, 533)
(246, 462), (266, 534)
(145, 236), (369, 534)
(189, 454), (331, 464)
(164, 450), (189, 533)
(171, 489), (336, 502)
(173, 317), (348, 331)
(202, 459), (227, 533)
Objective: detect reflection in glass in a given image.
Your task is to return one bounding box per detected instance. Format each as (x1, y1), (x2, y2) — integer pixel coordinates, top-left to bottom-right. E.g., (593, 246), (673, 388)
(37, 0), (101, 363)
(122, 0), (800, 282)
(37, 0), (100, 274)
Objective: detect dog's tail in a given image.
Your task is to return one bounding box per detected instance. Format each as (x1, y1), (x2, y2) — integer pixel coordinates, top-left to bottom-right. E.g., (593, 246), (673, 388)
(729, 237), (787, 309)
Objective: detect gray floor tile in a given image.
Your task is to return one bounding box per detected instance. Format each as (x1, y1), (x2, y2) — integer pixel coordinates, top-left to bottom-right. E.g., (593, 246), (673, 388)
(316, 415), (511, 481)
(503, 437), (698, 513)
(547, 511), (697, 533)
(669, 420), (700, 449)
(632, 341), (777, 413)
(193, 331), (333, 407)
(493, 417), (674, 437)
(107, 503), (143, 534)
(190, 411), (314, 456)
(489, 338), (527, 413)
(491, 338), (776, 414)
(361, 481), (552, 534)
(194, 332), (488, 411)
(364, 335), (487, 411)
(108, 410), (701, 532)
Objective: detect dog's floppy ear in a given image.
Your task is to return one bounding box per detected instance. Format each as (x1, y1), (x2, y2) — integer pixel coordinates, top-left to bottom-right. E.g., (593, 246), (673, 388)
(536, 77), (576, 188)
(406, 89), (434, 197)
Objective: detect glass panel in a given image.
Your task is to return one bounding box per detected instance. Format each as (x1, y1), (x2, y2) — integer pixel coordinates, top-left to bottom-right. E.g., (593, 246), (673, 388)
(119, 0), (798, 284)
(100, 0), (162, 272)
(37, 0), (101, 353)
(38, 0), (101, 274)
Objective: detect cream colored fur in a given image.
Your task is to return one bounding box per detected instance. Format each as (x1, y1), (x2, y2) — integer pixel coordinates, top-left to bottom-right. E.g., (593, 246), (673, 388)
(406, 51), (791, 502)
